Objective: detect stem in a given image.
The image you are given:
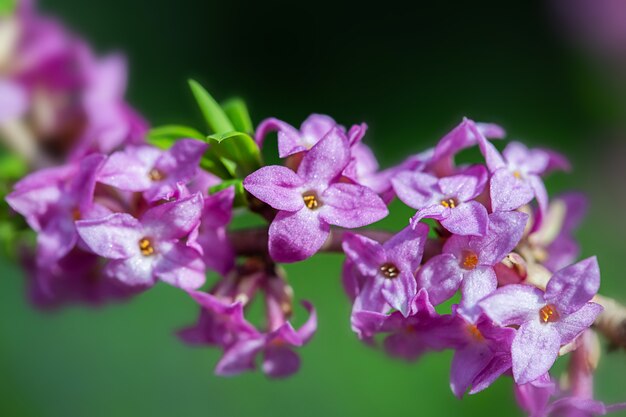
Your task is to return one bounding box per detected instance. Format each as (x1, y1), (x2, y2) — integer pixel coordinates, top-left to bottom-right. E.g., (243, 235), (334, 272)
(594, 295), (626, 350)
(228, 227), (626, 350)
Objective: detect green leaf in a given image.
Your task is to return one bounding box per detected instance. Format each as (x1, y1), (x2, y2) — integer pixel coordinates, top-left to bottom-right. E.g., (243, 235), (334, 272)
(147, 125), (205, 149)
(199, 154), (236, 179)
(222, 98), (254, 134)
(0, 153), (28, 180)
(188, 79), (234, 134)
(206, 131), (261, 176)
(209, 179), (248, 207)
(0, 0), (16, 15)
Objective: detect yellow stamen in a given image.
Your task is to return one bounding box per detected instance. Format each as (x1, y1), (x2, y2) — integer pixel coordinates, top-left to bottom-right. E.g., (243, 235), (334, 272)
(513, 170), (522, 179)
(148, 168), (165, 181)
(302, 191), (321, 210)
(539, 304), (559, 323)
(461, 250), (479, 270)
(380, 263), (400, 279)
(138, 237), (155, 256)
(440, 198), (457, 209)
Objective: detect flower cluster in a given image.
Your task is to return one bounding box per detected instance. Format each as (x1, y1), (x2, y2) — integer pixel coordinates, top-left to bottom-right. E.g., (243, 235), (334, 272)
(2, 2), (625, 416)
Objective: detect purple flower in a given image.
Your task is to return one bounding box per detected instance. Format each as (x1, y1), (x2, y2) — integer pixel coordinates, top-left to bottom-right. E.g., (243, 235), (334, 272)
(178, 290), (259, 349)
(1, 1), (147, 163)
(514, 374), (557, 417)
(480, 257), (603, 384)
(345, 140), (428, 202)
(22, 247), (144, 309)
(191, 187), (235, 276)
(215, 301), (317, 378)
(98, 140), (208, 202)
(255, 114), (337, 157)
(342, 224), (429, 316)
(446, 312), (515, 398)
(392, 165), (489, 236)
(426, 118), (505, 177)
(417, 211), (528, 320)
(244, 127), (388, 262)
(6, 153), (107, 265)
(71, 51), (148, 158)
(76, 193), (206, 290)
(478, 138), (551, 215)
(350, 289), (456, 357)
(536, 192), (588, 272)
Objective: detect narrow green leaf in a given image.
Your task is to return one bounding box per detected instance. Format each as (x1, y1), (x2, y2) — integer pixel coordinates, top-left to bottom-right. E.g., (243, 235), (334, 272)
(206, 131), (261, 176)
(147, 125), (205, 149)
(222, 98), (254, 134)
(199, 154), (236, 179)
(188, 79), (234, 133)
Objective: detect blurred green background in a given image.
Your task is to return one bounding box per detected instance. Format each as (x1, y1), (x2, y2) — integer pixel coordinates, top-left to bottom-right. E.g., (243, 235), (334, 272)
(1, 0), (626, 416)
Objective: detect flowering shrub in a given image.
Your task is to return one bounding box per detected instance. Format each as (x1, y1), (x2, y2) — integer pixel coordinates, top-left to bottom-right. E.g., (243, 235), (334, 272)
(1, 1), (626, 416)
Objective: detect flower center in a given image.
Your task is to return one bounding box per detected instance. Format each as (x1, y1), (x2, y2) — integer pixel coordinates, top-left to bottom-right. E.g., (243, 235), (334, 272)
(467, 324), (484, 342)
(380, 263), (400, 279)
(72, 208), (81, 221)
(461, 250), (479, 270)
(539, 304), (560, 323)
(440, 198), (458, 209)
(148, 168), (166, 181)
(138, 237), (155, 256)
(513, 170), (522, 179)
(302, 191), (321, 210)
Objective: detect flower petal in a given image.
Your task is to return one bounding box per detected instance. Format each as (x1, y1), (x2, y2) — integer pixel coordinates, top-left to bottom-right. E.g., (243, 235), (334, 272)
(141, 193), (204, 240)
(385, 223), (429, 273)
(105, 256), (156, 286)
(342, 233), (385, 277)
(215, 338), (265, 376)
(97, 146), (157, 191)
(450, 344), (493, 398)
(438, 167), (487, 203)
(416, 254), (463, 305)
(269, 209), (330, 263)
(440, 201), (488, 237)
(381, 271), (417, 317)
(76, 213), (142, 259)
(297, 127), (350, 185)
(154, 241), (205, 290)
(490, 168), (534, 212)
(479, 284), (545, 326)
(512, 320), (560, 384)
(473, 211), (529, 266)
(254, 117), (300, 155)
(263, 346), (301, 378)
(459, 266), (497, 322)
(319, 183), (388, 228)
(545, 257), (600, 315)
(243, 165), (305, 211)
(391, 171), (440, 209)
(555, 302), (603, 345)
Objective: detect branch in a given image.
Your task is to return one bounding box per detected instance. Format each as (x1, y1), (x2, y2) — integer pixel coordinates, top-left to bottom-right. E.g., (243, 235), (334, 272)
(228, 227), (626, 350)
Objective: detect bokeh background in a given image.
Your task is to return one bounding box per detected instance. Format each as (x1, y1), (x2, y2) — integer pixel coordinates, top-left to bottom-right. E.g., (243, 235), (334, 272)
(1, 0), (626, 416)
